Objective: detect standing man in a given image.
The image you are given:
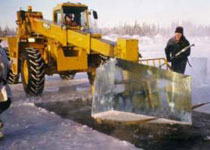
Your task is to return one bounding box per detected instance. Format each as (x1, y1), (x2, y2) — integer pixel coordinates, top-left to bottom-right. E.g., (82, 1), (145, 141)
(0, 45), (12, 139)
(165, 26), (191, 74)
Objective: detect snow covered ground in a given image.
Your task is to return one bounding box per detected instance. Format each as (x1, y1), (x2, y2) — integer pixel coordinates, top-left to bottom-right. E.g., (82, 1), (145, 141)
(0, 76), (140, 150)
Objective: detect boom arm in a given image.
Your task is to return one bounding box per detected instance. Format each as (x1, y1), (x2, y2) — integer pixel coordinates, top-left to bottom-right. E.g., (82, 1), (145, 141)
(29, 17), (139, 62)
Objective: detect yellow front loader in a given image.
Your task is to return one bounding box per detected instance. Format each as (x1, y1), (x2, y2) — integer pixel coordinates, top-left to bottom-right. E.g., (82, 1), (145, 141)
(1, 2), (139, 95)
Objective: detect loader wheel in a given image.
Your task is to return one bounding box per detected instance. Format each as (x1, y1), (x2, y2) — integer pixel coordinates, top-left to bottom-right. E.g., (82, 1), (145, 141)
(21, 48), (45, 96)
(59, 71), (76, 80)
(7, 72), (19, 84)
(4, 48), (19, 84)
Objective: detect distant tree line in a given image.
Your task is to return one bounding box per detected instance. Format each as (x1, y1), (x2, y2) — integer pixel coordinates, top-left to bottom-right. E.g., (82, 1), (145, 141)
(0, 26), (15, 37)
(100, 22), (159, 37)
(98, 21), (210, 37)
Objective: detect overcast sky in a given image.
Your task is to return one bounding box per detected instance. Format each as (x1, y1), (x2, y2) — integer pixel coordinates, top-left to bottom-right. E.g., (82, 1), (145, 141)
(0, 0), (210, 28)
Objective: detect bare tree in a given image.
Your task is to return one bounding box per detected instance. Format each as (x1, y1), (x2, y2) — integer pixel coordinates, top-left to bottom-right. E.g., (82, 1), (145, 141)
(0, 26), (15, 37)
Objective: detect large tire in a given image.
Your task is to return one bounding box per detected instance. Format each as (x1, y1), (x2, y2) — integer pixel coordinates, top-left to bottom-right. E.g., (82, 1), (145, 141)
(7, 72), (19, 84)
(21, 48), (45, 96)
(4, 48), (19, 84)
(59, 71), (76, 80)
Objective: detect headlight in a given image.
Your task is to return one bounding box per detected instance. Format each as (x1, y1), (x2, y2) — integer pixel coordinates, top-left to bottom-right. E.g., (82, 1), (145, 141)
(28, 38), (35, 43)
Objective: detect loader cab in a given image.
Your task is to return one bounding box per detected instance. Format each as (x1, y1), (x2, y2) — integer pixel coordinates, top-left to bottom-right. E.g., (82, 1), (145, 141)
(53, 3), (92, 30)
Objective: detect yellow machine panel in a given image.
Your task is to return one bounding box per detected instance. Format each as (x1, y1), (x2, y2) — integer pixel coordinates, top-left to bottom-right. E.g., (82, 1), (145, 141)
(67, 30), (91, 53)
(57, 47), (88, 71)
(30, 19), (67, 46)
(115, 38), (139, 62)
(7, 37), (19, 75)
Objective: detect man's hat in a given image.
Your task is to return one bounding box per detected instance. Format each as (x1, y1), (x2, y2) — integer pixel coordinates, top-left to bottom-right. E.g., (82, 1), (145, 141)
(175, 26), (184, 34)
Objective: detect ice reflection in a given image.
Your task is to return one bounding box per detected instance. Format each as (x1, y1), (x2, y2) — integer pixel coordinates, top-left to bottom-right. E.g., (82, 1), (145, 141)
(92, 59), (192, 124)
(192, 57), (208, 86)
(191, 57), (210, 114)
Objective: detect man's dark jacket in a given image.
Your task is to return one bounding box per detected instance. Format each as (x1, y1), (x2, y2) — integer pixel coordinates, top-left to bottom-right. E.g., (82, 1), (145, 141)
(165, 36), (191, 73)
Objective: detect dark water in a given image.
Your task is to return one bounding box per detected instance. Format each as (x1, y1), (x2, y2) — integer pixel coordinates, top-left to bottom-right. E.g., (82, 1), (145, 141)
(36, 99), (210, 150)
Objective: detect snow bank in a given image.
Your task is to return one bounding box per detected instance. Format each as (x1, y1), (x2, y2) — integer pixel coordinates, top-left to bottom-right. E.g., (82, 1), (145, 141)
(0, 101), (141, 150)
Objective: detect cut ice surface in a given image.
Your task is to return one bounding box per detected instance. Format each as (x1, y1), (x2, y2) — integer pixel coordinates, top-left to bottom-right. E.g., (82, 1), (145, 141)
(92, 59), (192, 124)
